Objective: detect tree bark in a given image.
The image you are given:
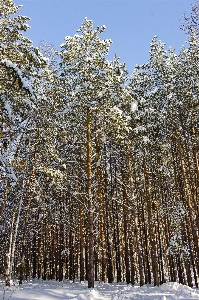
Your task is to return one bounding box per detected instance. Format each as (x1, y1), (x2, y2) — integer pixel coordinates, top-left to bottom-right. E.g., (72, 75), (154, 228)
(87, 107), (94, 288)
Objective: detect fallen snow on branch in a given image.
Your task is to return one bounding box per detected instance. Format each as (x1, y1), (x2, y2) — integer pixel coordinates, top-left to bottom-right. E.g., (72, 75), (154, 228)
(2, 59), (35, 99)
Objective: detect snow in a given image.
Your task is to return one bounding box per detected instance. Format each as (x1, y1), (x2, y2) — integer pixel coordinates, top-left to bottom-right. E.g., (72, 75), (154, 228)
(0, 43), (6, 49)
(131, 101), (138, 112)
(143, 136), (150, 143)
(82, 82), (89, 88)
(1, 59), (35, 99)
(3, 99), (13, 121)
(0, 151), (17, 182)
(1, 280), (199, 300)
(134, 125), (146, 133)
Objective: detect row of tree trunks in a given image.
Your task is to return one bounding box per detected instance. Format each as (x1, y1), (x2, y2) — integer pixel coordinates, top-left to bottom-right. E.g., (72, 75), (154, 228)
(1, 129), (199, 287)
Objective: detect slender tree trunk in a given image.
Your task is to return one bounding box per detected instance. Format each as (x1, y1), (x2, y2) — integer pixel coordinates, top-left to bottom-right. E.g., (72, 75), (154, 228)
(95, 139), (106, 282)
(86, 107), (94, 288)
(0, 120), (30, 219)
(121, 158), (130, 284)
(5, 209), (16, 286)
(104, 145), (113, 283)
(143, 156), (159, 286)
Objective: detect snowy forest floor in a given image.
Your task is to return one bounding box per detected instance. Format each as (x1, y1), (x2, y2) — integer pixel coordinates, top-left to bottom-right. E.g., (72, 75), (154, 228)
(1, 280), (199, 300)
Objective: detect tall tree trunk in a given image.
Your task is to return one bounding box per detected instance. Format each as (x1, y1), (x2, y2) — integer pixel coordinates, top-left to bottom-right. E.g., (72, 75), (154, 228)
(87, 107), (94, 288)
(143, 156), (159, 286)
(95, 139), (106, 282)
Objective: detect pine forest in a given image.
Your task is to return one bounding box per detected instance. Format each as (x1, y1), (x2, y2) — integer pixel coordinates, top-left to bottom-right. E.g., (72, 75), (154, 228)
(0, 0), (199, 289)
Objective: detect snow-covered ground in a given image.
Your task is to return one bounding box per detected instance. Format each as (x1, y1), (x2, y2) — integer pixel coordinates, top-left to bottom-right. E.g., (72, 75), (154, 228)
(1, 279), (199, 300)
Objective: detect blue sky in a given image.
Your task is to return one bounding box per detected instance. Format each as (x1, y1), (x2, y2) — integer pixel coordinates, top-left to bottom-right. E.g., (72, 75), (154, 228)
(14, 0), (194, 74)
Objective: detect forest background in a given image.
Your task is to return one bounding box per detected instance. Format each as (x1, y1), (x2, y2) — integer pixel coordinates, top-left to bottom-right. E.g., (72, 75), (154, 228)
(0, 0), (199, 290)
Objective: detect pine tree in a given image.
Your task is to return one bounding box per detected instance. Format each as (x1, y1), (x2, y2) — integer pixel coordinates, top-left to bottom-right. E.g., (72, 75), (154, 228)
(59, 18), (133, 287)
(0, 0), (62, 285)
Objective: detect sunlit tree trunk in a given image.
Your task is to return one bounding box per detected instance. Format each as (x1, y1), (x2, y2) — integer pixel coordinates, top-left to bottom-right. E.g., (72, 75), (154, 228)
(95, 139), (106, 282)
(78, 164), (84, 281)
(86, 107), (94, 288)
(143, 156), (159, 286)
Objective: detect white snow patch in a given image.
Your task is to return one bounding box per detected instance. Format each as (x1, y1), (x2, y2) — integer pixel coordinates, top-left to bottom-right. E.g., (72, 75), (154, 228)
(0, 43), (6, 49)
(0, 280), (199, 300)
(4, 99), (13, 121)
(131, 101), (138, 112)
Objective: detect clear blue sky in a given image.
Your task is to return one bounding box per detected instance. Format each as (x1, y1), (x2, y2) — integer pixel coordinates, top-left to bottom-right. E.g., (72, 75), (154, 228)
(14, 0), (194, 74)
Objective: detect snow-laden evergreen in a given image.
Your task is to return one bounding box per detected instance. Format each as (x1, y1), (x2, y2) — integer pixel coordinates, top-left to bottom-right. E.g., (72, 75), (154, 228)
(0, 0), (199, 291)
